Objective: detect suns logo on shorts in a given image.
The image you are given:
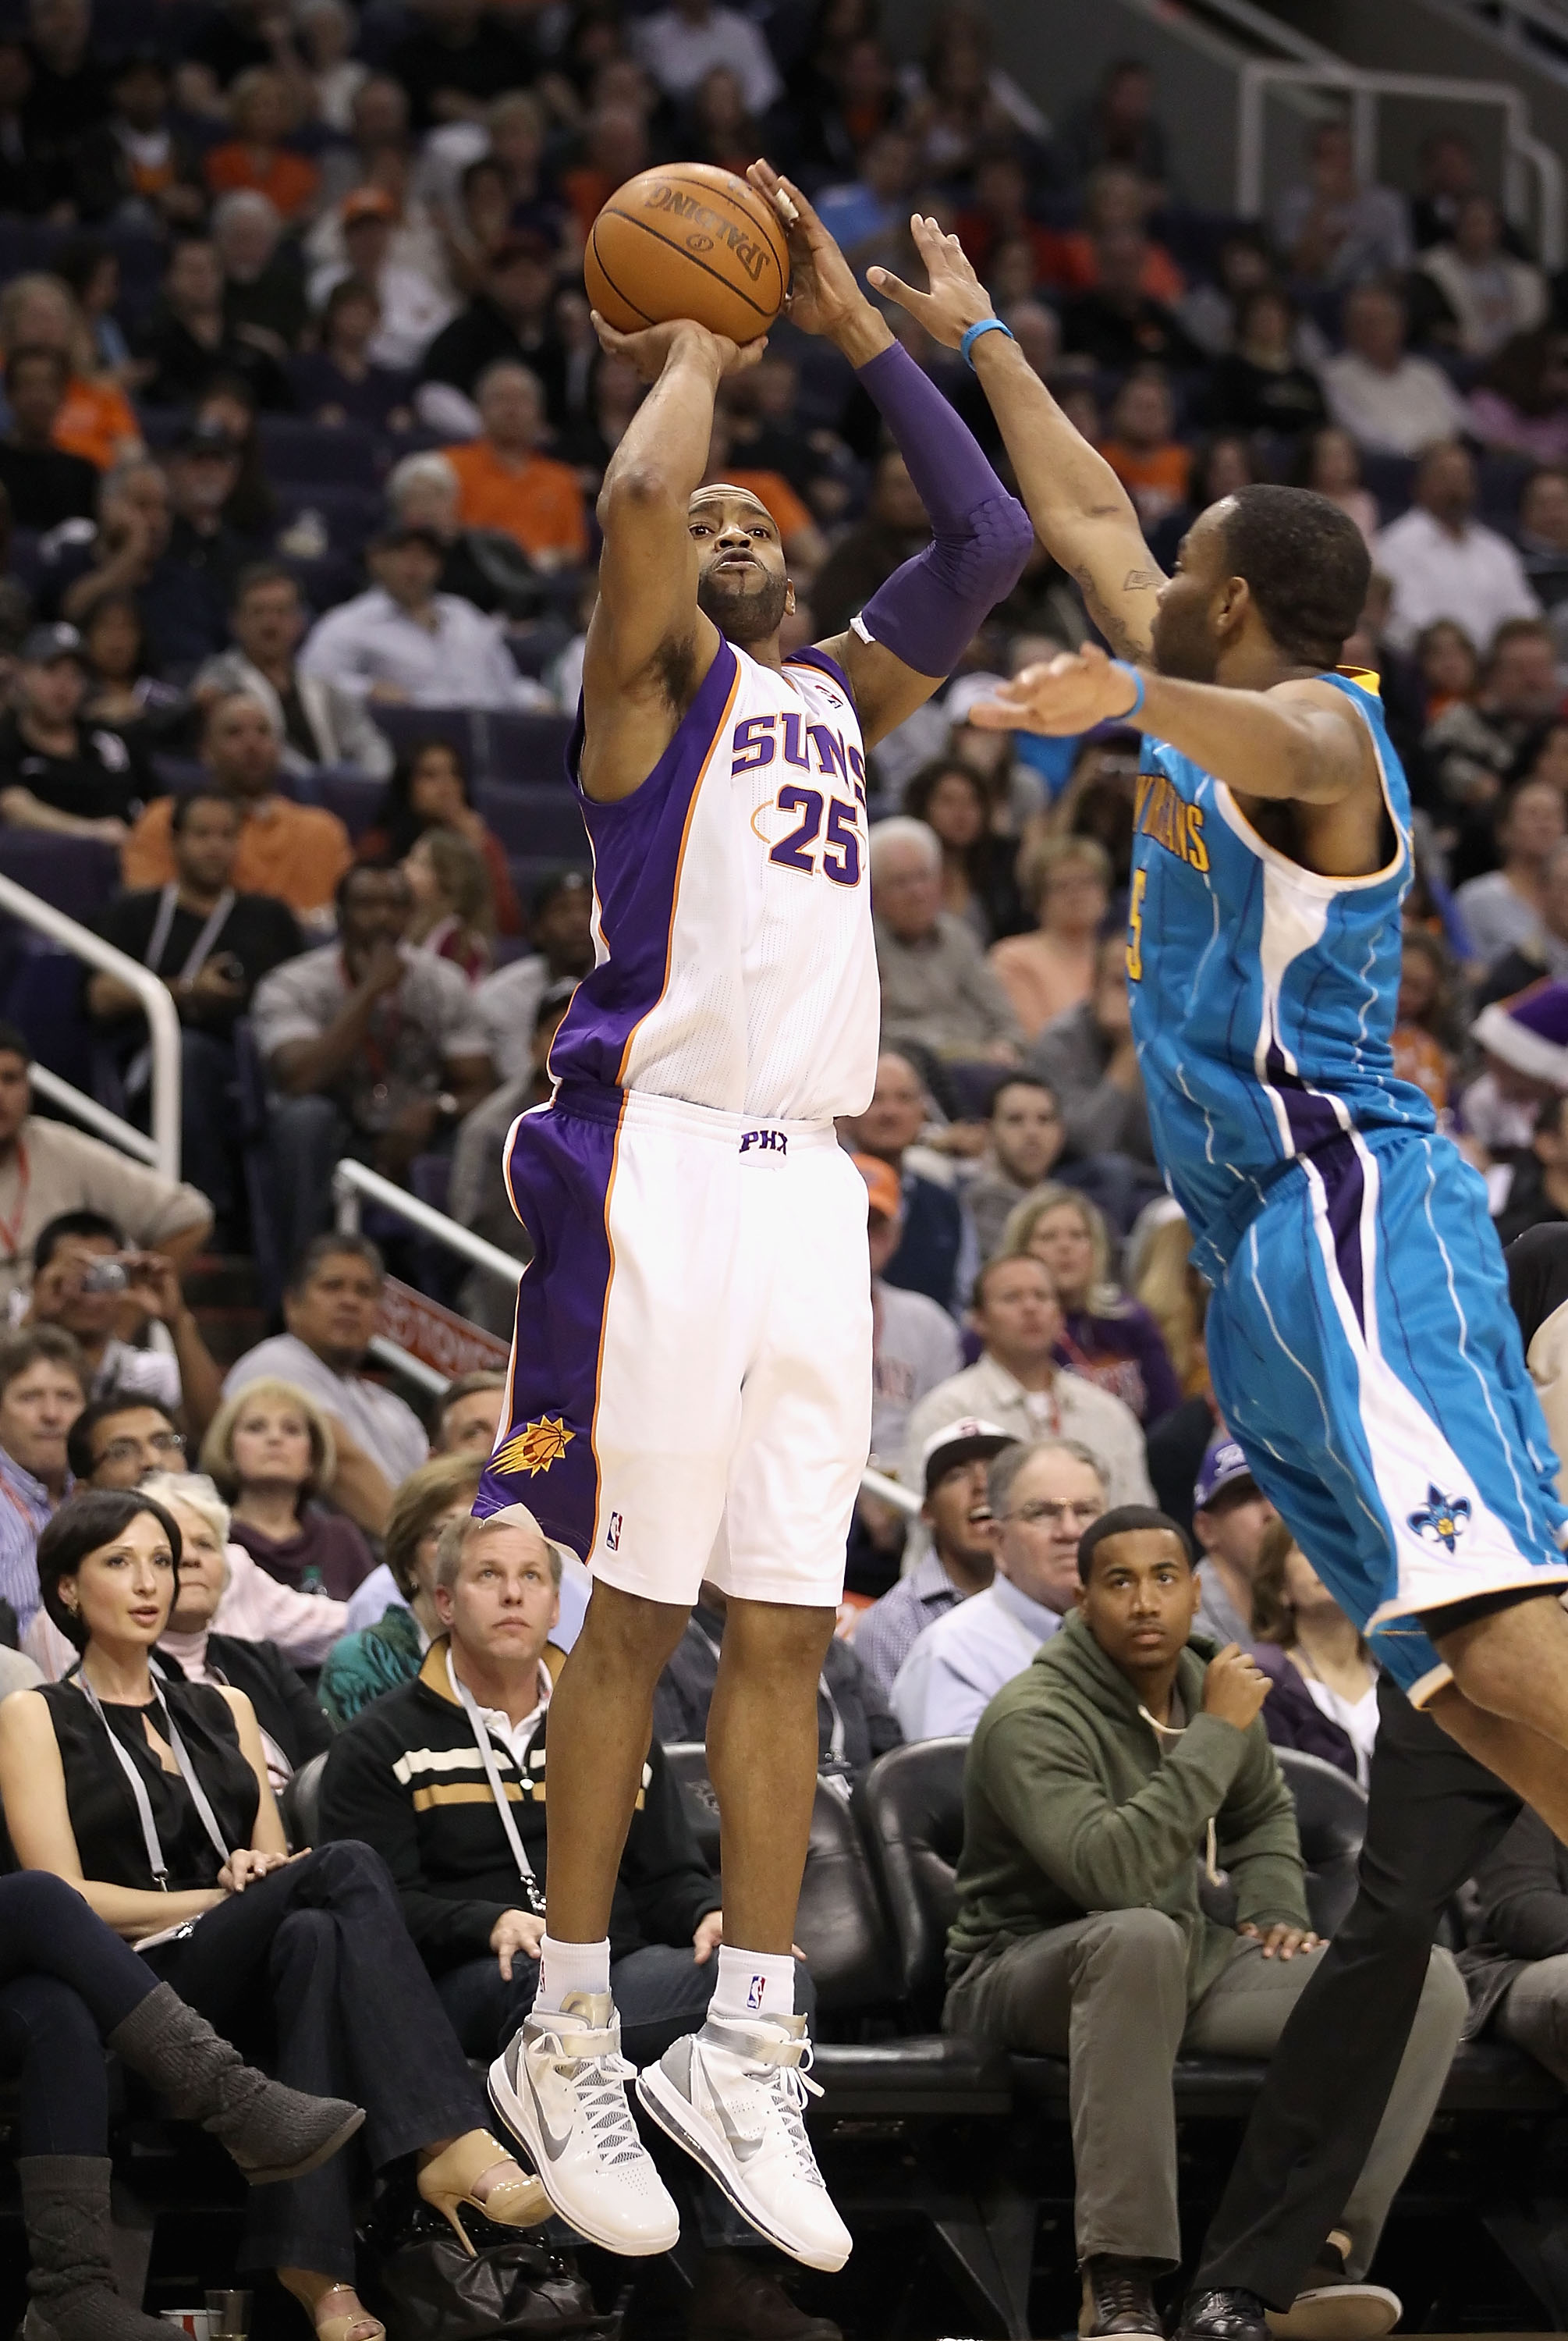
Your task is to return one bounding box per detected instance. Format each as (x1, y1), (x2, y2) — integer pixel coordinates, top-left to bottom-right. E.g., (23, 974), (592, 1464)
(491, 1416), (576, 1477)
(1407, 1484), (1472, 1552)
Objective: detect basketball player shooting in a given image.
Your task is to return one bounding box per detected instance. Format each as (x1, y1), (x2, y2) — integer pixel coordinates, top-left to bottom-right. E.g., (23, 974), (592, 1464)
(481, 171), (1031, 2268)
(870, 215), (1568, 2341)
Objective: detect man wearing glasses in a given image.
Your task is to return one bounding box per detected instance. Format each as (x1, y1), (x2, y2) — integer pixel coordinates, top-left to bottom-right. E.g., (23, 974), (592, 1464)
(891, 1439), (1107, 1740)
(66, 1392), (187, 1490)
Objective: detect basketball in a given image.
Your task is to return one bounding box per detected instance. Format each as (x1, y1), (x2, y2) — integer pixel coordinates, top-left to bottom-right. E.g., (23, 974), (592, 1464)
(584, 162), (791, 345)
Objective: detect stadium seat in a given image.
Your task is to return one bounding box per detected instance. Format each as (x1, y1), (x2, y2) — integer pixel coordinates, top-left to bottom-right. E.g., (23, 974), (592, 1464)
(258, 415), (387, 492)
(281, 1749), (328, 1851)
(314, 769), (387, 841)
(0, 832), (121, 921)
(663, 1743), (898, 2021)
(370, 707), (479, 774)
(474, 781), (588, 859)
(473, 710), (574, 787)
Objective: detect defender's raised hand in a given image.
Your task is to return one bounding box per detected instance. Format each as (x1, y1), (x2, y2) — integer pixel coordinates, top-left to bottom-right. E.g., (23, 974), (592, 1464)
(747, 159), (891, 364)
(869, 215), (996, 351)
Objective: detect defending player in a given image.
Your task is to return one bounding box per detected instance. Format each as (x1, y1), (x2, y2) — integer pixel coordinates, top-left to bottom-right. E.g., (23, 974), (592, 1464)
(479, 175), (1031, 2268)
(870, 217), (1568, 2339)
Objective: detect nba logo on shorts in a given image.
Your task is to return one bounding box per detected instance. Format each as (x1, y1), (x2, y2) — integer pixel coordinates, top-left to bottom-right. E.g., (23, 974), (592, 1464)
(747, 1973), (765, 2011)
(606, 1512), (623, 1552)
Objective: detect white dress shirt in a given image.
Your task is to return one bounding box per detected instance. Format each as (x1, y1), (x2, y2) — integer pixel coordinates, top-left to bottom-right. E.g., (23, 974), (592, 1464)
(1321, 352), (1467, 456)
(889, 1572), (1064, 1741)
(630, 5), (782, 113)
(299, 587), (541, 711)
(1373, 506), (1541, 650)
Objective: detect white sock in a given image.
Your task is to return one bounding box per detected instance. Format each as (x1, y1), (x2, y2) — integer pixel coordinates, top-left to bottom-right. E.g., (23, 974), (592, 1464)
(536, 1934), (611, 2013)
(711, 1943), (797, 2023)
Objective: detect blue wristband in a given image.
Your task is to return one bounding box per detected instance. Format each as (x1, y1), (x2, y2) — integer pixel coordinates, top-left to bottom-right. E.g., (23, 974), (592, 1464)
(960, 318), (1015, 371)
(1109, 658), (1146, 719)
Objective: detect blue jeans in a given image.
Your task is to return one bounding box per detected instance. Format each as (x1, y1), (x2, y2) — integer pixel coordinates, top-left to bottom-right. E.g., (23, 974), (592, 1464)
(0, 1870), (157, 2155)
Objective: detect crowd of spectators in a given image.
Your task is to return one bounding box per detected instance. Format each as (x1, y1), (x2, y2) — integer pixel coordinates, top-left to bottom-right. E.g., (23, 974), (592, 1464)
(10, 8), (1568, 2334)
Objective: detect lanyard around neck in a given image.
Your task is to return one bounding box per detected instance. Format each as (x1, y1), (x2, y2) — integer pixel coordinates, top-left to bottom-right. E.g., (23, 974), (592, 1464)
(446, 1650), (546, 1915)
(145, 883), (236, 982)
(73, 1663), (232, 1889)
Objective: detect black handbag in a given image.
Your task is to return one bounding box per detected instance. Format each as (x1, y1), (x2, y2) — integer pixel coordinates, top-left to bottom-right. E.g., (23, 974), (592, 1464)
(362, 2199), (621, 2341)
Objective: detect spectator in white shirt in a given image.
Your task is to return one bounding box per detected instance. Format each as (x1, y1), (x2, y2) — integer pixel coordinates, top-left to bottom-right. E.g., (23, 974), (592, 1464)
(859, 1151), (963, 1469)
(1420, 194), (1548, 361)
(309, 186), (456, 372)
(1375, 439), (1541, 650)
(630, 0), (782, 118)
(904, 1252), (1154, 1508)
(222, 1232), (430, 1536)
(1322, 282), (1468, 457)
(1456, 777), (1567, 971)
(891, 1437), (1105, 1741)
(298, 521), (545, 711)
(1275, 121), (1412, 290)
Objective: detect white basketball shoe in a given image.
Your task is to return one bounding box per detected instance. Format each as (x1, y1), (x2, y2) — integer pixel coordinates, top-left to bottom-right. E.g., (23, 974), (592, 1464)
(488, 1993), (680, 2255)
(635, 2011), (852, 2272)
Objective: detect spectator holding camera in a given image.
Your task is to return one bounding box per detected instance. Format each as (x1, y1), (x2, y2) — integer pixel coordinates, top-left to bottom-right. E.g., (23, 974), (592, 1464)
(23, 1209), (223, 1438)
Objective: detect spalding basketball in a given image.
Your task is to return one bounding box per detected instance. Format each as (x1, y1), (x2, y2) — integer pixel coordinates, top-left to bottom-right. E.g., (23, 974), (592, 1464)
(585, 163), (790, 344)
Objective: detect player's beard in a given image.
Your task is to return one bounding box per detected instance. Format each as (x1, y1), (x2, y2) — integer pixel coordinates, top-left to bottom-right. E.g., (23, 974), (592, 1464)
(697, 565), (790, 646)
(1151, 597), (1221, 684)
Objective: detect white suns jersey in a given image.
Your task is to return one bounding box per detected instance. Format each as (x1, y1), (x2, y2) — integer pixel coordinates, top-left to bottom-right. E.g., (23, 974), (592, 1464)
(552, 636), (881, 1124)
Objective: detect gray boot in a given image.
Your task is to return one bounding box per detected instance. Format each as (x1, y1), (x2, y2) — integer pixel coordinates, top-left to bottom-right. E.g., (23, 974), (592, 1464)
(19, 2157), (171, 2341)
(107, 1983), (364, 2183)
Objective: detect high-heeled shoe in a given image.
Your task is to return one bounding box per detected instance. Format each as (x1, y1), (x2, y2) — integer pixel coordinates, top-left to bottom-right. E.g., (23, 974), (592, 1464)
(278, 2273), (383, 2341)
(416, 2130), (549, 2255)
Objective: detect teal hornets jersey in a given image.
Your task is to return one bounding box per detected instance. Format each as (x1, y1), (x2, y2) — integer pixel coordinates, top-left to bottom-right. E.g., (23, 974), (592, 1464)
(1128, 670), (1435, 1280)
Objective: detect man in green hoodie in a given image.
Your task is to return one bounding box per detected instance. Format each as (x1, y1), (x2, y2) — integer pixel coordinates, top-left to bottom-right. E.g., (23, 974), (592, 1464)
(945, 1505), (1467, 2341)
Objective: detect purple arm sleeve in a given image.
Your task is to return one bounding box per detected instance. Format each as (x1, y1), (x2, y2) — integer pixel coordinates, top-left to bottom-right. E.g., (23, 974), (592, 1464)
(853, 339), (1034, 677)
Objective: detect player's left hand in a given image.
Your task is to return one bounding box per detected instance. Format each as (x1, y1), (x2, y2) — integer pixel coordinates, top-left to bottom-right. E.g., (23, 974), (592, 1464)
(969, 644), (1144, 739)
(1239, 1920), (1324, 1961)
(747, 162), (885, 357)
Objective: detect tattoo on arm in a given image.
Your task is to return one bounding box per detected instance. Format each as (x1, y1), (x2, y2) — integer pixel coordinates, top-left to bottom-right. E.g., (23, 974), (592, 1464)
(1069, 563), (1142, 662)
(1122, 568), (1160, 591)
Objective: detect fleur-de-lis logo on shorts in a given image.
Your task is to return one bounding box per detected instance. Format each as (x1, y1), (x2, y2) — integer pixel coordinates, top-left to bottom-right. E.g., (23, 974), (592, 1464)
(491, 1416), (576, 1477)
(1407, 1483), (1472, 1553)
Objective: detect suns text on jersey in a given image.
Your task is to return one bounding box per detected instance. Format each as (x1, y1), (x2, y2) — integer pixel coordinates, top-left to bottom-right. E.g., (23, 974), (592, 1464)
(1135, 771), (1209, 873)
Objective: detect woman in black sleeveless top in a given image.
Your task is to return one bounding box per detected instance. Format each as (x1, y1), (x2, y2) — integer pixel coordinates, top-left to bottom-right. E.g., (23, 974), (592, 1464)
(0, 1492), (548, 2341)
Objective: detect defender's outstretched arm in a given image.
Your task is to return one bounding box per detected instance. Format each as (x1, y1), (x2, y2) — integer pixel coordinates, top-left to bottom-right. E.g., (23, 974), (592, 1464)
(872, 216), (1162, 664)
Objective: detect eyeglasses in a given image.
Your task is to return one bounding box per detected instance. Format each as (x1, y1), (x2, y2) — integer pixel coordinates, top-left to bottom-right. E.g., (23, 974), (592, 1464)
(1006, 1499), (1102, 1528)
(98, 1431), (186, 1466)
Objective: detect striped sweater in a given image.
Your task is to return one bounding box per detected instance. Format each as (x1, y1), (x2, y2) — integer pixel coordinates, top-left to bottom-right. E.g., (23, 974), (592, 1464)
(318, 1637), (719, 1970)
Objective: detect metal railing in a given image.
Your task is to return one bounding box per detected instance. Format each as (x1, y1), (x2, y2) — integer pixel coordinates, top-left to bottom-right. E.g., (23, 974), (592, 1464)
(0, 870), (183, 1178)
(332, 1156), (922, 1515)
(1236, 59), (1566, 268)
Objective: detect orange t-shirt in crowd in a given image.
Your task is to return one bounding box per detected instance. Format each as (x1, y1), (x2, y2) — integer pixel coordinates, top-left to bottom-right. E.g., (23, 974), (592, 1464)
(1098, 438), (1191, 524)
(442, 440), (589, 564)
(123, 794), (353, 917)
(1392, 1024), (1449, 1114)
(204, 143), (321, 222)
(55, 375), (140, 469)
(1045, 230), (1186, 307)
(561, 165), (614, 239)
(723, 466), (814, 546)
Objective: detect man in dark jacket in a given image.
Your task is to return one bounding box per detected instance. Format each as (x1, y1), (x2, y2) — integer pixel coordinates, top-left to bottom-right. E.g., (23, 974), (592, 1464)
(321, 1508), (834, 2341)
(655, 1579), (901, 1780)
(1458, 1806), (1568, 2066)
(944, 1505), (1466, 2341)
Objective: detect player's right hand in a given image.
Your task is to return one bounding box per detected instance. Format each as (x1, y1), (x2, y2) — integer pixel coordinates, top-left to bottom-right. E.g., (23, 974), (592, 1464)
(589, 311), (767, 385)
(1201, 1643), (1272, 1732)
